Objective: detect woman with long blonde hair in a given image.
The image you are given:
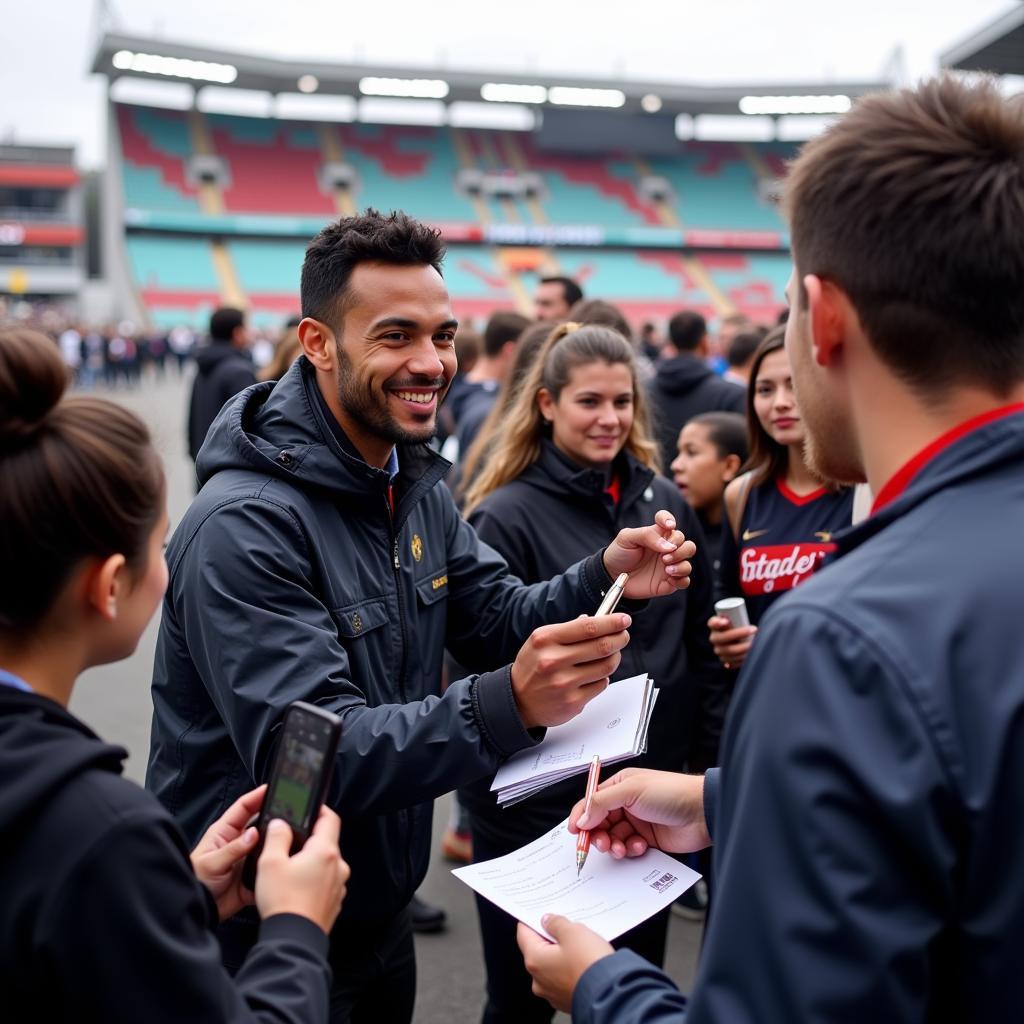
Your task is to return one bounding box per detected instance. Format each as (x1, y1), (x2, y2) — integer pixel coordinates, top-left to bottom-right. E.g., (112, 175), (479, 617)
(459, 322), (721, 1024)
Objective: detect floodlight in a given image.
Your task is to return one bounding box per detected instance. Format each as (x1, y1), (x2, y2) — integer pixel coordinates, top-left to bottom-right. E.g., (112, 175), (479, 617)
(359, 77), (449, 99)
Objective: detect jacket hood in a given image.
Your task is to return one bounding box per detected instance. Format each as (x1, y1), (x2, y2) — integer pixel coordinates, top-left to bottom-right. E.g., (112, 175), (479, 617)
(519, 439), (656, 509)
(193, 341), (248, 375)
(0, 689), (125, 831)
(653, 353), (716, 396)
(838, 410), (1024, 555)
(195, 356), (450, 510)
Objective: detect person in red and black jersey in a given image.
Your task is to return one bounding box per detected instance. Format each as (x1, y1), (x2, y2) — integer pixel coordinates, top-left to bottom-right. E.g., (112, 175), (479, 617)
(711, 328), (852, 668)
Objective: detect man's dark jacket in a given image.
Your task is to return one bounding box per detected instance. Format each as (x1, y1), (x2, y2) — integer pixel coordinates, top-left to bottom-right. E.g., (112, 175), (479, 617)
(648, 353), (745, 472)
(573, 409), (1024, 1022)
(187, 341), (256, 461)
(148, 357), (615, 934)
(0, 688), (329, 1023)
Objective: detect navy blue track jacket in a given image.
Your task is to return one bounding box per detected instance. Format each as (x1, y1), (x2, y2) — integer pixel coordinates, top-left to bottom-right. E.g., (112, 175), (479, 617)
(574, 407), (1024, 1022)
(147, 357), (617, 929)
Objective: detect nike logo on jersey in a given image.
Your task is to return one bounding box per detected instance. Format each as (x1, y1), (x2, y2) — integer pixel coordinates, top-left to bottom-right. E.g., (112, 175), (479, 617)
(742, 528), (770, 541)
(814, 531), (833, 542)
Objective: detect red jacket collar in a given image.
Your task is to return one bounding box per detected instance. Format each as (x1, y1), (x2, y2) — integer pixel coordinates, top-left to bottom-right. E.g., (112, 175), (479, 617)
(871, 402), (1024, 515)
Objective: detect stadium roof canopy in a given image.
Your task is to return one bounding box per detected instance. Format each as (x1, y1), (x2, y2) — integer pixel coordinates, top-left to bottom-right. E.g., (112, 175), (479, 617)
(91, 32), (887, 119)
(940, 4), (1024, 75)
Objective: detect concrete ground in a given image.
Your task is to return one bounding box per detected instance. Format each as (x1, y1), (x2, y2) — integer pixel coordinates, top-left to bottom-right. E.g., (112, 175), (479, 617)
(70, 369), (702, 1022)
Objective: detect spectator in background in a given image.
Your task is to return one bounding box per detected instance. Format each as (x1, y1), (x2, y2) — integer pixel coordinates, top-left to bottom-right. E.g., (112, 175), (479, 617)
(638, 321), (664, 363)
(714, 312), (754, 370)
(710, 329), (852, 671)
(533, 275), (582, 321)
(454, 310), (531, 458)
(260, 317), (303, 384)
(670, 411), (748, 584)
(168, 324), (196, 373)
(187, 307), (256, 466)
(648, 310), (746, 473)
(436, 325), (482, 450)
(456, 320), (556, 495)
(569, 298), (656, 384)
(58, 323), (81, 383)
(723, 325), (768, 387)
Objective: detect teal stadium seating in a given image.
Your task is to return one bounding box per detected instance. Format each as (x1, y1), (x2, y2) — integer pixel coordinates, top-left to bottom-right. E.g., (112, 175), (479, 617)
(126, 235), (219, 329)
(647, 142), (785, 232)
(114, 102), (794, 325)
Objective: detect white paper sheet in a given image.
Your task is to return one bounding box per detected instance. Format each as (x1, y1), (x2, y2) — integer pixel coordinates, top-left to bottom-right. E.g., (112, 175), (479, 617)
(452, 817), (700, 941)
(491, 674), (656, 805)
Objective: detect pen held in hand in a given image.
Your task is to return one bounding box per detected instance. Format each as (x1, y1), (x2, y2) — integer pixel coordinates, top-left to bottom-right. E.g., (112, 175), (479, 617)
(576, 754), (601, 876)
(595, 573), (629, 617)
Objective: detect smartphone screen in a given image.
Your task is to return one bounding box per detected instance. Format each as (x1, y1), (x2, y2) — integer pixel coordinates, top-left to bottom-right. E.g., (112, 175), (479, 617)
(265, 710), (336, 835)
(243, 702), (341, 890)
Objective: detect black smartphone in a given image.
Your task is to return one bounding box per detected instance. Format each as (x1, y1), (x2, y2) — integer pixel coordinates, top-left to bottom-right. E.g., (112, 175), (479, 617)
(242, 701), (342, 891)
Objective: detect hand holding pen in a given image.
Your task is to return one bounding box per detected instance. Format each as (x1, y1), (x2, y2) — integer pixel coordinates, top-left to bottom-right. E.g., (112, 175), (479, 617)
(575, 755), (602, 876)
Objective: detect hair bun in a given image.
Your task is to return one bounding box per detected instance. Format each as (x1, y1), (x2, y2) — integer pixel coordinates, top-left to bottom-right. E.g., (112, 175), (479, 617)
(0, 328), (68, 451)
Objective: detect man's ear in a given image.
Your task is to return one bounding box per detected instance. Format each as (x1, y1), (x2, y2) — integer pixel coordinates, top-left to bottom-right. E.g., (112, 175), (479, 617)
(722, 453), (741, 483)
(297, 317), (335, 372)
(803, 274), (845, 369)
(85, 554), (128, 622)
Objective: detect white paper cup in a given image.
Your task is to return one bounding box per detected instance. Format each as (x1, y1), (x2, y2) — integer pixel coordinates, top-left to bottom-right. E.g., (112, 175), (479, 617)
(714, 597), (750, 629)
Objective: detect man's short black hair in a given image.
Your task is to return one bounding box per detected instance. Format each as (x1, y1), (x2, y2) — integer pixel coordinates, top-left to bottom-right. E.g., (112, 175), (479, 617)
(668, 310), (707, 352)
(210, 307), (245, 343)
(301, 209), (446, 328)
(483, 311), (531, 358)
(539, 275), (584, 308)
(727, 327), (768, 368)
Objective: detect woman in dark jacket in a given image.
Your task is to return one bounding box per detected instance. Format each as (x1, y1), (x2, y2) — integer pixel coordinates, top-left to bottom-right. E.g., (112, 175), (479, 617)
(0, 327), (347, 1024)
(460, 323), (721, 1024)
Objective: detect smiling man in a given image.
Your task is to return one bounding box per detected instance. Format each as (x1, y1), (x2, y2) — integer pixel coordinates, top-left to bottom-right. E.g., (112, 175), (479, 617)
(147, 210), (698, 1023)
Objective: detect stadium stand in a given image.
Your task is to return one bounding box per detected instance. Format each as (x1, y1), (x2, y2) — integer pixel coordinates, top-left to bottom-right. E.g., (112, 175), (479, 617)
(113, 100), (795, 329)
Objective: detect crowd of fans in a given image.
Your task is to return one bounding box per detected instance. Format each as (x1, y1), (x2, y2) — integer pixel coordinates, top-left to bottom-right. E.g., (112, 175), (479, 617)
(2, 73), (1023, 1024)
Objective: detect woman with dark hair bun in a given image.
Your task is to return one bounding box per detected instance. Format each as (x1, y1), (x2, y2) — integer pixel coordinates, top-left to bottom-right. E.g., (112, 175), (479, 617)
(0, 328), (348, 1023)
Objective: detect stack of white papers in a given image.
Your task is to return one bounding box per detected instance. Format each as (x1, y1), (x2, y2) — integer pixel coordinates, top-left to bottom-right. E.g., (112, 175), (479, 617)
(453, 817), (699, 941)
(491, 673), (657, 807)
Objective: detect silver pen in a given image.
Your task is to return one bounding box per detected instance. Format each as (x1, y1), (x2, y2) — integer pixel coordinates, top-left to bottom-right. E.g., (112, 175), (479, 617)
(595, 572), (629, 616)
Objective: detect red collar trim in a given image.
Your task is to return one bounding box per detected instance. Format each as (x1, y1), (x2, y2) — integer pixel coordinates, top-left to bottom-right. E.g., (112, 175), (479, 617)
(871, 402), (1024, 515)
(604, 473), (621, 505)
(776, 477), (828, 507)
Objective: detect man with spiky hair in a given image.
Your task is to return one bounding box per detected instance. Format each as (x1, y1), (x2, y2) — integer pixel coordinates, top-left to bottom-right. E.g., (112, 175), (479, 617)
(149, 209), (697, 1023)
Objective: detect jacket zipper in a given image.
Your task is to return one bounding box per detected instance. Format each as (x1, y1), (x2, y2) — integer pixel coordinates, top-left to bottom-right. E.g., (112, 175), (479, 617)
(387, 498), (410, 705)
(386, 493), (414, 897)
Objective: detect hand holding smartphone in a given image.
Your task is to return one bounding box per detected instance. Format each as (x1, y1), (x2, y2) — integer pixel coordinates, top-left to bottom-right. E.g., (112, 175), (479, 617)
(242, 701), (343, 891)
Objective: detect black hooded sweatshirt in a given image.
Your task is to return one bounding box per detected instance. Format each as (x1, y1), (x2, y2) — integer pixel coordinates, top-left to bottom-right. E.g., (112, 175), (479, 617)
(0, 686), (329, 1024)
(188, 341), (256, 461)
(648, 353), (746, 473)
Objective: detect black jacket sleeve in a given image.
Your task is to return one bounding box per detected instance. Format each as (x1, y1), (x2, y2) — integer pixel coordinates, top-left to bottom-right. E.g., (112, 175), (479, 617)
(40, 812), (329, 1024)
(672, 503), (727, 773)
(171, 496), (607, 818)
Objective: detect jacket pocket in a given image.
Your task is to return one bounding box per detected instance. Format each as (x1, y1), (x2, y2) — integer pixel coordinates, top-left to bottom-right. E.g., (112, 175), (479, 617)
(415, 569), (449, 606)
(331, 597), (389, 639)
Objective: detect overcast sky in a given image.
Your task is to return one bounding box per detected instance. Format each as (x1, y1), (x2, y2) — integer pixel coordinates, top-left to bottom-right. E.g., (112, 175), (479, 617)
(4, 0), (1015, 167)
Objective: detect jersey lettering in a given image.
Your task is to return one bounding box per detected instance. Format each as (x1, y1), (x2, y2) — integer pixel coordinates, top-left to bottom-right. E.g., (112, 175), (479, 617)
(740, 542), (836, 595)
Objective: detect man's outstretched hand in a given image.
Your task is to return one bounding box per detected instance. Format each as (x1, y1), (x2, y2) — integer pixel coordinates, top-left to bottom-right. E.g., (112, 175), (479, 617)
(603, 510), (696, 599)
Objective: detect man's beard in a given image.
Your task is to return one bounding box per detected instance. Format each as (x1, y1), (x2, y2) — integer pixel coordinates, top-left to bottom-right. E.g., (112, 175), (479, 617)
(800, 402), (865, 487)
(336, 345), (447, 446)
